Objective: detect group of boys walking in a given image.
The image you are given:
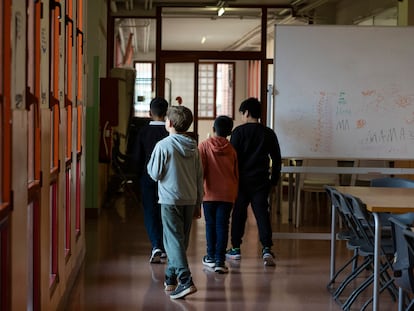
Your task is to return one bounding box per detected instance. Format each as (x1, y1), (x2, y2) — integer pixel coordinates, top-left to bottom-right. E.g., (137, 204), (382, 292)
(132, 97), (281, 299)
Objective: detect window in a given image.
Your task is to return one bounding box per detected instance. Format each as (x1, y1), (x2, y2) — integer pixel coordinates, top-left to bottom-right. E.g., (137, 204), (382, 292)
(198, 62), (234, 119)
(134, 62), (154, 117)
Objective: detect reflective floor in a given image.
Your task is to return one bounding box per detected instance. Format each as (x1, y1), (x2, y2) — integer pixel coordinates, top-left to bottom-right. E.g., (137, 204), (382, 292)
(65, 187), (398, 311)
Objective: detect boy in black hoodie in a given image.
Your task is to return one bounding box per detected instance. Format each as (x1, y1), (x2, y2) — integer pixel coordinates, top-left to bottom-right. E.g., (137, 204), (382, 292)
(226, 97), (282, 266)
(132, 97), (169, 263)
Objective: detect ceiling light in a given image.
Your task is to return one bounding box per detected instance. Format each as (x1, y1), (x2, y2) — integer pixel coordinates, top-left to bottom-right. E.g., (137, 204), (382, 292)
(218, 7), (225, 16)
(201, 36), (207, 44)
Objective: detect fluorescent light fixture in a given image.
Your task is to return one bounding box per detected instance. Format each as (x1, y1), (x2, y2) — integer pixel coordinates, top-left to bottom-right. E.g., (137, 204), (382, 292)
(218, 7), (225, 16)
(201, 36), (206, 44)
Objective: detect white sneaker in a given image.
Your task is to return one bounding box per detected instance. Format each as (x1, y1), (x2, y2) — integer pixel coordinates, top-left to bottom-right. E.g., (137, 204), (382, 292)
(150, 248), (162, 263)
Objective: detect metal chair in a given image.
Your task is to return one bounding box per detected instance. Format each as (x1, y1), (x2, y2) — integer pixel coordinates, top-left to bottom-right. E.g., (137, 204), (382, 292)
(107, 131), (139, 202)
(389, 217), (414, 311)
(339, 194), (398, 311)
(402, 228), (414, 310)
(371, 177), (414, 188)
(325, 186), (360, 292)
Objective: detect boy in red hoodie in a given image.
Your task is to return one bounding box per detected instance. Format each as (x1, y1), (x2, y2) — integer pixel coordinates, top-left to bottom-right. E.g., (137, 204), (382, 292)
(198, 116), (239, 273)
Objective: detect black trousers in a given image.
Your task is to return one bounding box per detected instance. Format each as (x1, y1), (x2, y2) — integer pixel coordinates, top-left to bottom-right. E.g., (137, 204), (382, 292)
(230, 183), (273, 249)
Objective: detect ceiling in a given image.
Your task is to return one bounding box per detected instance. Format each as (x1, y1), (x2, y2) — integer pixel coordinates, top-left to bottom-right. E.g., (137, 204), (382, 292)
(110, 0), (397, 57)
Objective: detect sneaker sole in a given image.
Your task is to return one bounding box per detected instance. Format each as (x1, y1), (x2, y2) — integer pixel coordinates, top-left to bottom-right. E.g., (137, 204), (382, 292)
(164, 283), (177, 291)
(202, 261), (215, 268)
(225, 254), (241, 260)
(214, 267), (229, 274)
(170, 285), (197, 299)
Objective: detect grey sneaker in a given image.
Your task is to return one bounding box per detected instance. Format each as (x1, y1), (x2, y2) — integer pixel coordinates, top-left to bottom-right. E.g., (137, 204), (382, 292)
(262, 247), (276, 266)
(150, 248), (163, 263)
(170, 279), (197, 299)
(202, 255), (215, 268)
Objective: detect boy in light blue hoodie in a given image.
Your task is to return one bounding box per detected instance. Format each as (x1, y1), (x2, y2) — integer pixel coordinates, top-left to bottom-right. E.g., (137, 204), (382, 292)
(147, 105), (203, 300)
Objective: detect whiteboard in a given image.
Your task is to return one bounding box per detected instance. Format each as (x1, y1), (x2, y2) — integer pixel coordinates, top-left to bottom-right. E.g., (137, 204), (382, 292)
(274, 25), (414, 160)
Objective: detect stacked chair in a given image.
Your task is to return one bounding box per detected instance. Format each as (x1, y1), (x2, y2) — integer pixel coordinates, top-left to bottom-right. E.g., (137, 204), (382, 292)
(402, 229), (414, 310)
(325, 186), (361, 292)
(325, 186), (399, 310)
(389, 217), (414, 310)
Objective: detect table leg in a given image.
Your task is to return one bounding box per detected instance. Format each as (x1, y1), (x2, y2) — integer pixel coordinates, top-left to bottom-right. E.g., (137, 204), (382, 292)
(373, 212), (381, 311)
(330, 201), (337, 283)
(294, 173), (301, 228)
(398, 287), (403, 311)
(288, 173), (293, 222)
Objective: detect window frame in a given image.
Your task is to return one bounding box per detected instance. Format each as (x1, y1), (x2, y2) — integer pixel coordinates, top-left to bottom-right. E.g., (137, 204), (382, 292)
(197, 61), (235, 120)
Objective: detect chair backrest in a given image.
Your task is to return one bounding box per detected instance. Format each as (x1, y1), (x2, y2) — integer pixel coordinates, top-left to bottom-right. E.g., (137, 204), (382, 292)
(327, 188), (363, 241)
(371, 177), (414, 188)
(342, 193), (376, 249)
(301, 159), (339, 189)
(325, 186), (350, 230)
(351, 160), (390, 186)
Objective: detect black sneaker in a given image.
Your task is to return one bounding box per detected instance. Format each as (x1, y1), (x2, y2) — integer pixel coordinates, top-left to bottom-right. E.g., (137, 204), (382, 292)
(169, 279), (197, 299)
(164, 275), (178, 291)
(262, 247), (276, 266)
(150, 248), (163, 264)
(214, 262), (229, 274)
(202, 255), (215, 268)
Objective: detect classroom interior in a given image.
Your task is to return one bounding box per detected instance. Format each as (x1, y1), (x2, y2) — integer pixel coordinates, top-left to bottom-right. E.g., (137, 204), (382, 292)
(2, 1), (414, 310)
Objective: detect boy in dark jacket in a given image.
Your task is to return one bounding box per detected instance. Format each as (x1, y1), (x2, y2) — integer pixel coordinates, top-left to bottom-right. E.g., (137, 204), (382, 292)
(132, 97), (169, 263)
(226, 97), (281, 266)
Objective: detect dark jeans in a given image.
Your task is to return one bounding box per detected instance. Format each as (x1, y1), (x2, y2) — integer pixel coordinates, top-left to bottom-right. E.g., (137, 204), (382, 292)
(230, 183), (273, 249)
(203, 202), (233, 264)
(140, 174), (163, 250)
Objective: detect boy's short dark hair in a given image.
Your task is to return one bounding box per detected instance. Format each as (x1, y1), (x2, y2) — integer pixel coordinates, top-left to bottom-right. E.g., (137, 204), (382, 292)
(239, 97), (261, 119)
(213, 115), (233, 137)
(166, 105), (193, 132)
(150, 97), (168, 117)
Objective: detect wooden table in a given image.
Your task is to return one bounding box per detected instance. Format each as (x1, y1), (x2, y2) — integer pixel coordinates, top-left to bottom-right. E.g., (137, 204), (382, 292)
(335, 186), (414, 311)
(280, 166), (414, 228)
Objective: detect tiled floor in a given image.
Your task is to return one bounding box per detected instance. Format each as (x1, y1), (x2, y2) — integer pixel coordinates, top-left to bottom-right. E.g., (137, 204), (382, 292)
(64, 188), (399, 310)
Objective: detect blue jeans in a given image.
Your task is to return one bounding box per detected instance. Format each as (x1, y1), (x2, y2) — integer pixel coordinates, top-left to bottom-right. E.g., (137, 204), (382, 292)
(230, 183), (273, 249)
(203, 201), (232, 263)
(161, 204), (195, 282)
(140, 174), (163, 250)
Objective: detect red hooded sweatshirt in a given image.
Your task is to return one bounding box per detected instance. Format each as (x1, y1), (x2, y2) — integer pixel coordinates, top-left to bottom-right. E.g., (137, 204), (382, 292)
(198, 136), (239, 203)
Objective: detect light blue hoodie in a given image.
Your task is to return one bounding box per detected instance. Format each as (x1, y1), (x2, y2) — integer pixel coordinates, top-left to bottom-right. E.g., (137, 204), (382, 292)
(147, 133), (203, 205)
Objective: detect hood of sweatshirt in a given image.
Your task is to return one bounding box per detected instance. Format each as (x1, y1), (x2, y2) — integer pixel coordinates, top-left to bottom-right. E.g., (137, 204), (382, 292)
(169, 133), (197, 157)
(204, 136), (232, 155)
